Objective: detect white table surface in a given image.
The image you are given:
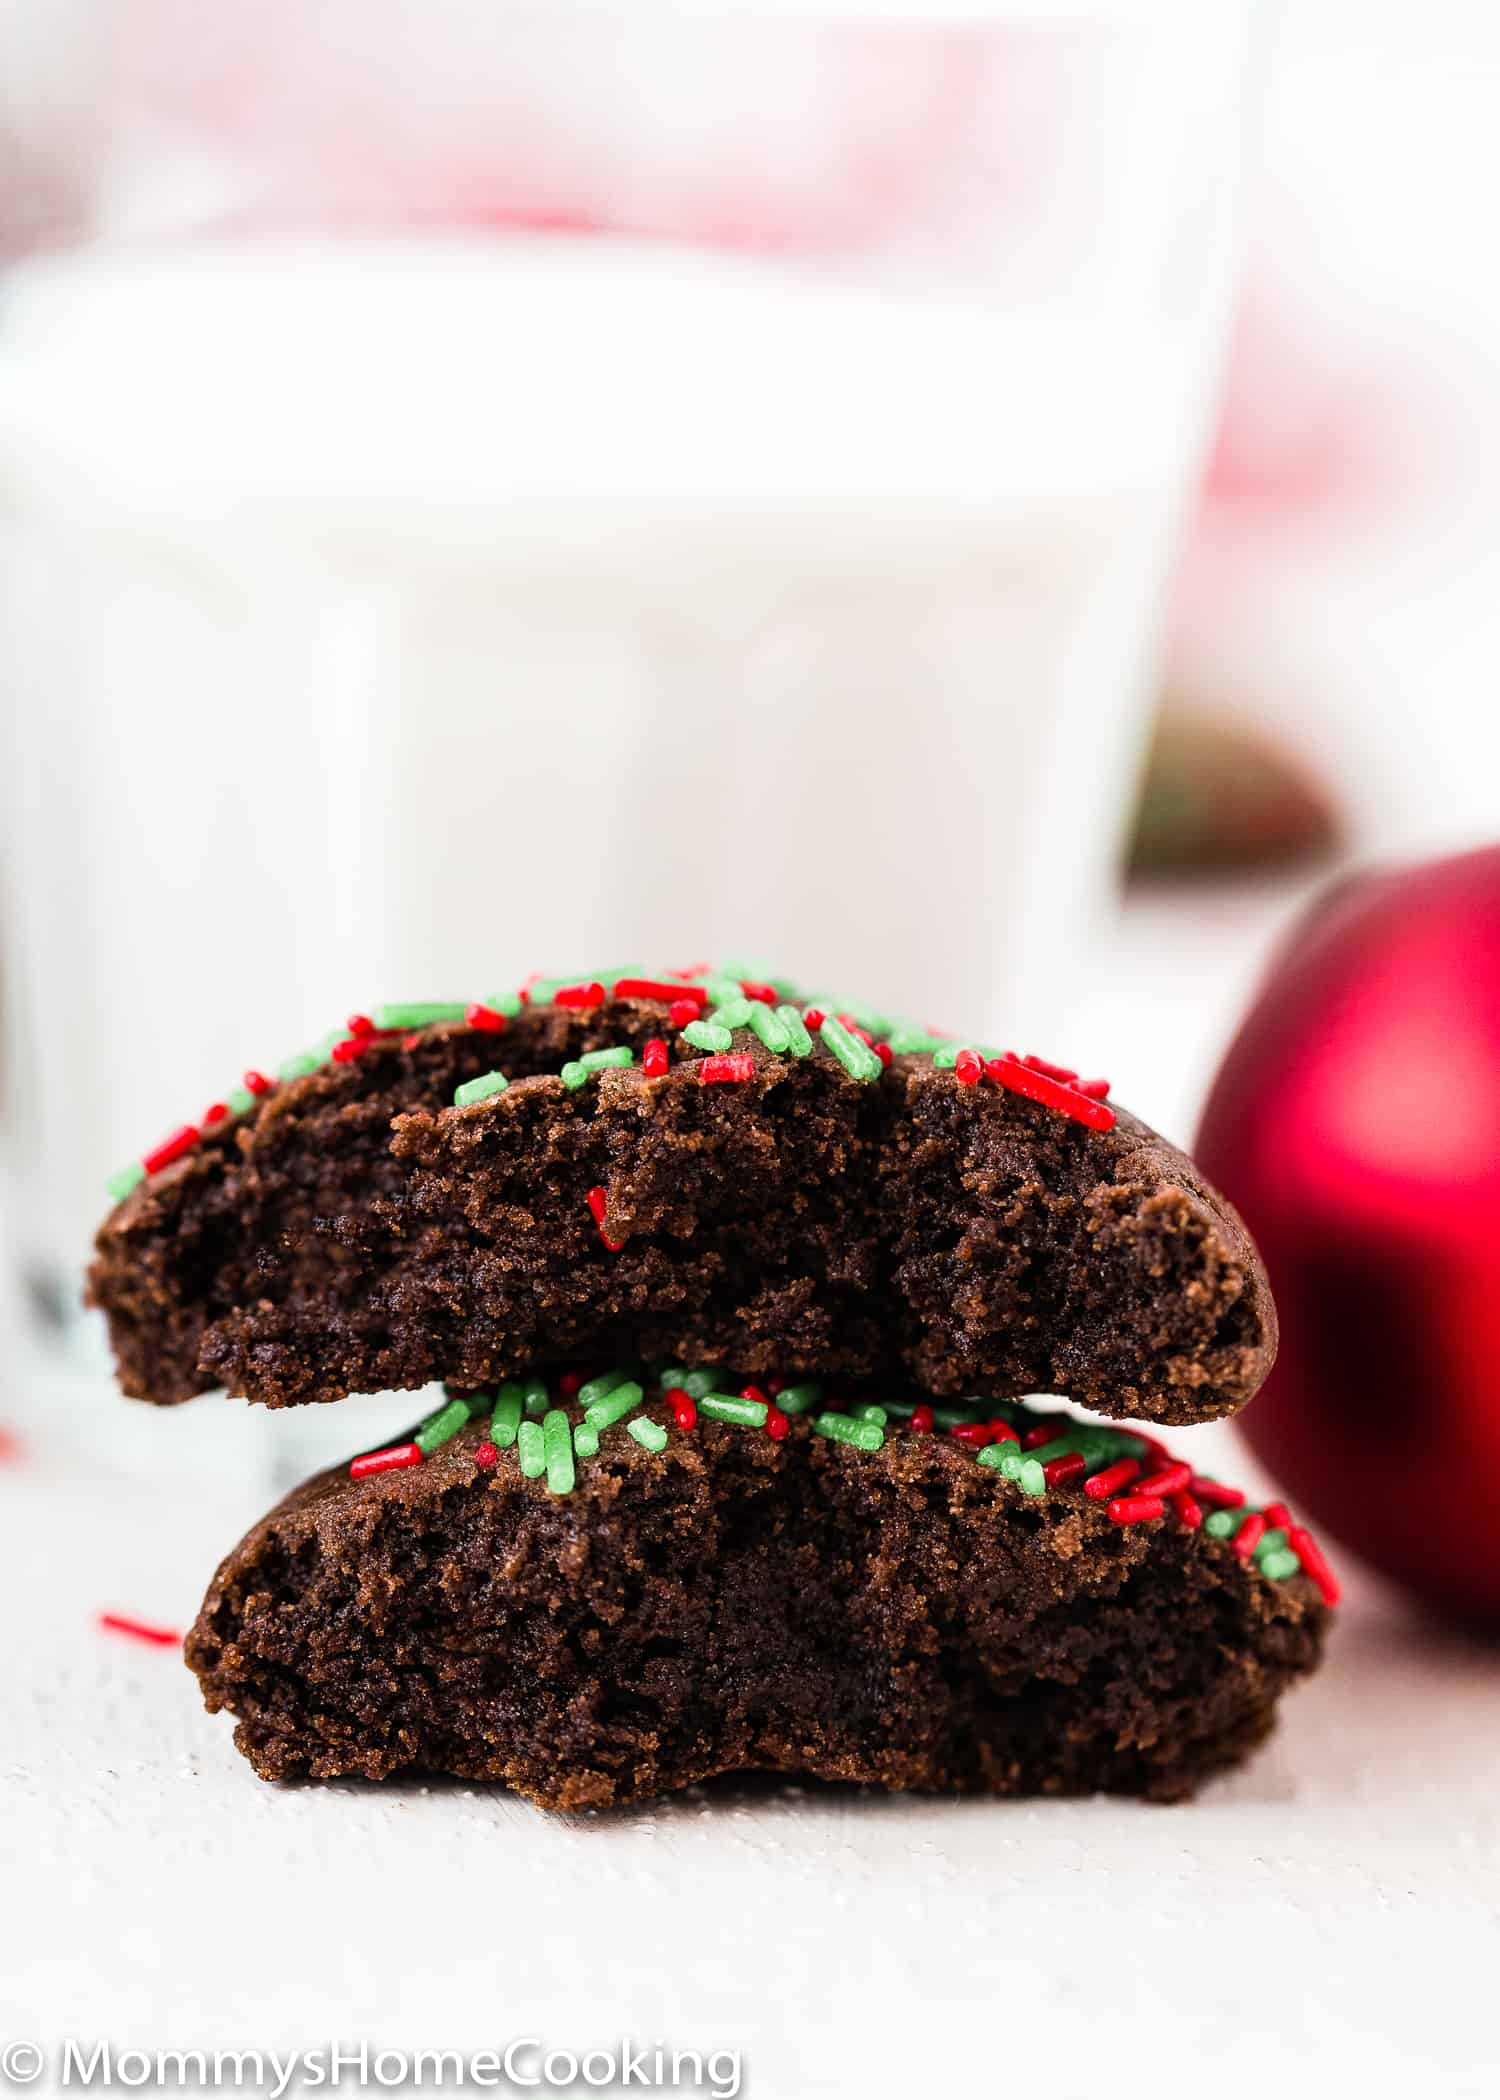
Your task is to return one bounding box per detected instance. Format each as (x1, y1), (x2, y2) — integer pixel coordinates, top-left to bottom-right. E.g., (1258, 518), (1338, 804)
(4, 885), (1497, 2100)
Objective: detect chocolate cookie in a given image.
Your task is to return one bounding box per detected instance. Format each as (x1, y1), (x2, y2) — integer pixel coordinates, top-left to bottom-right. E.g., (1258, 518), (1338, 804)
(89, 968), (1273, 1423)
(186, 1375), (1332, 1808)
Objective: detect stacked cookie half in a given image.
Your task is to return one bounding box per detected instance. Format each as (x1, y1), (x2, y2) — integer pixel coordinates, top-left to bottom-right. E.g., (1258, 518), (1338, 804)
(90, 964), (1336, 1809)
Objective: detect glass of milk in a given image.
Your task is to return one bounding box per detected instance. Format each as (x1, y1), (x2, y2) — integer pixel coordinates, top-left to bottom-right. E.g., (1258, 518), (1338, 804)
(0, 2), (1254, 1437)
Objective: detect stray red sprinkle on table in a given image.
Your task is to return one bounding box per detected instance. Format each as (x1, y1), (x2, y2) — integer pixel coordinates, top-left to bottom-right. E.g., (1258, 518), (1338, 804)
(1135, 1462), (1192, 1499)
(668, 998), (700, 1030)
(667, 1388), (698, 1432)
(1085, 1458), (1140, 1501)
(954, 1048), (983, 1085)
(586, 1186), (624, 1250)
(142, 1124), (199, 1175)
(465, 1002), (508, 1032)
(347, 1013), (374, 1037)
(1288, 1525), (1342, 1605)
(350, 1442), (423, 1480)
(910, 1403), (935, 1434)
(556, 980), (605, 1009)
(1043, 1453), (1088, 1487)
(987, 1055), (1117, 1131)
(765, 1404), (790, 1441)
(699, 1053), (755, 1084)
(616, 978), (708, 1006)
(1170, 1490), (1203, 1529)
(473, 1441), (499, 1469)
(99, 1611), (181, 1649)
(1108, 1494), (1165, 1526)
(243, 1069), (273, 1096)
(642, 1037), (669, 1077)
(1233, 1511), (1268, 1561)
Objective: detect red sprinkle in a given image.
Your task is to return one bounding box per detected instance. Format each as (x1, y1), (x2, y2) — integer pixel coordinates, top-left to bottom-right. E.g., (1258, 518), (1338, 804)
(740, 1383), (770, 1406)
(143, 1124), (199, 1175)
(987, 1055), (1116, 1132)
(1075, 1079), (1111, 1100)
(201, 1102), (229, 1124)
(1022, 1424), (1058, 1450)
(909, 1404), (935, 1434)
(586, 1186), (624, 1251)
(765, 1404), (790, 1441)
(402, 1032), (422, 1051)
(954, 1048), (984, 1086)
(1189, 1475), (1245, 1510)
(1288, 1526), (1342, 1606)
(840, 1016), (876, 1047)
(739, 981), (779, 1005)
(1233, 1511), (1268, 1561)
(1170, 1490), (1203, 1530)
(667, 1388), (698, 1432)
(472, 1441), (499, 1470)
(874, 1042), (893, 1067)
(616, 978), (708, 1006)
(465, 1002), (508, 1032)
(1135, 1462), (1192, 1498)
(1043, 1453), (1087, 1488)
(765, 1377), (786, 1394)
(349, 1442), (422, 1480)
(987, 1420), (1020, 1444)
(330, 1036), (366, 1063)
(803, 1007), (826, 1031)
(670, 962), (711, 981)
(0, 1428), (21, 1464)
(1022, 1054), (1078, 1082)
(642, 1037), (669, 1077)
(98, 1612), (181, 1649)
(556, 980), (606, 1009)
(1263, 1501), (1292, 1531)
(558, 1373), (583, 1396)
(347, 1012), (375, 1038)
(1108, 1494), (1165, 1526)
(1086, 1458), (1141, 1501)
(243, 1069), (273, 1096)
(668, 998), (701, 1030)
(950, 1422), (995, 1449)
(699, 1053), (755, 1084)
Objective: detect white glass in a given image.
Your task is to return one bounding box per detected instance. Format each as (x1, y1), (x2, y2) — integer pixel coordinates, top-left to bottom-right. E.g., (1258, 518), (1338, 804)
(0, 4), (1253, 1445)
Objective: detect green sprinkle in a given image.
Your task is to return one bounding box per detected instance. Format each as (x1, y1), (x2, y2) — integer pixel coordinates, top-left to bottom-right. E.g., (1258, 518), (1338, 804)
(105, 1161), (146, 1202)
(832, 996), (891, 1035)
(703, 976), (742, 1007)
(979, 1445), (1045, 1494)
(884, 1027), (952, 1056)
(226, 1087), (256, 1116)
(708, 997), (753, 1030)
(681, 1019), (733, 1053)
(1205, 1508), (1250, 1539)
(542, 1409), (575, 1494)
(1254, 1527), (1291, 1563)
(453, 1069), (509, 1107)
(521, 1377), (550, 1418)
(1259, 1548), (1301, 1581)
(573, 1422), (600, 1458)
(746, 1003), (792, 1054)
(559, 1061), (588, 1089)
(518, 1420), (545, 1479)
(490, 1383), (524, 1448)
(629, 1417), (668, 1453)
(699, 1392), (769, 1428)
(580, 1046), (635, 1070)
(774, 1380), (822, 1416)
(932, 1402), (987, 1429)
(876, 1397), (917, 1420)
(813, 1411), (884, 1453)
(414, 1393), (474, 1455)
(372, 1002), (467, 1030)
(854, 1403), (888, 1426)
(578, 1366), (634, 1410)
(819, 1015), (882, 1082)
(481, 992), (523, 1018)
(585, 1380), (644, 1431)
(278, 1050), (321, 1080)
(774, 1006), (814, 1056)
(931, 1041), (1002, 1070)
(658, 1366), (725, 1400)
(1021, 1434), (1106, 1468)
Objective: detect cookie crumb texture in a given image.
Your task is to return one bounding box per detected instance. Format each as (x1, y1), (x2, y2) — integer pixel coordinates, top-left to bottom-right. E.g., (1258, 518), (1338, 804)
(90, 1001), (1272, 1424)
(188, 1418), (1324, 1808)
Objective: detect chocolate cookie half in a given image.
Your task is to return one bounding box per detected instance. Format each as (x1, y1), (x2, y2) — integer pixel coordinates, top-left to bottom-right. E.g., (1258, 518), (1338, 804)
(89, 967), (1273, 1423)
(187, 1374), (1332, 1808)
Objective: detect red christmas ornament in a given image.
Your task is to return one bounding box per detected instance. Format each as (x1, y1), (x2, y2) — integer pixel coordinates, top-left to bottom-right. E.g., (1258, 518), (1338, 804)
(1195, 846), (1500, 1621)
